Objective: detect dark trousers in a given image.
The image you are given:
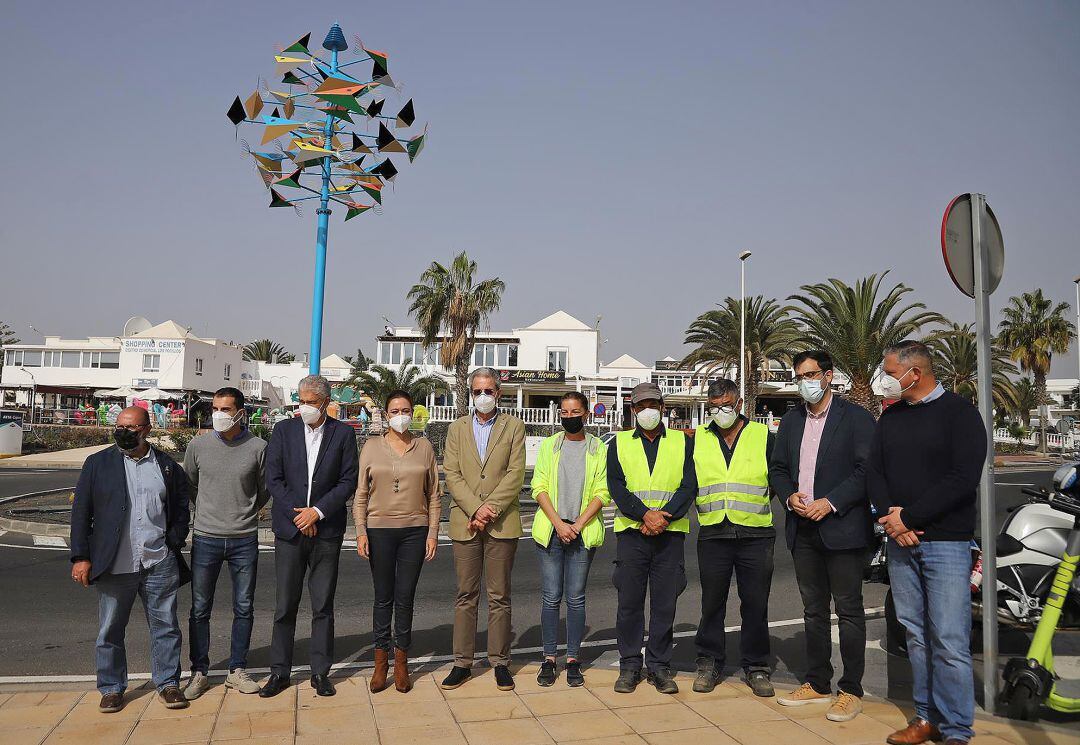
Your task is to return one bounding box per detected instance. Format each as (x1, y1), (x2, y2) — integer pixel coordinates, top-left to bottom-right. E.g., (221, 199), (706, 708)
(792, 522), (867, 697)
(367, 526), (427, 652)
(695, 535), (774, 672)
(613, 530), (686, 673)
(188, 534), (259, 673)
(270, 534), (342, 677)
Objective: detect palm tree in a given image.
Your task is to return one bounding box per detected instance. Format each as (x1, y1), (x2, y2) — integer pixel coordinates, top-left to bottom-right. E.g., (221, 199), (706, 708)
(997, 289), (1076, 452)
(348, 363), (447, 409)
(1010, 377), (1039, 431)
(407, 251), (505, 417)
(787, 272), (944, 413)
(924, 322), (1018, 412)
(242, 339), (295, 364)
(0, 321), (19, 375)
(680, 296), (804, 417)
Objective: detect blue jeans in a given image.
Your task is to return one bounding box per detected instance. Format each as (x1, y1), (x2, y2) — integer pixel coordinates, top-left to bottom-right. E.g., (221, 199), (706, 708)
(188, 534), (259, 673)
(95, 552), (181, 694)
(536, 534), (594, 659)
(888, 540), (974, 741)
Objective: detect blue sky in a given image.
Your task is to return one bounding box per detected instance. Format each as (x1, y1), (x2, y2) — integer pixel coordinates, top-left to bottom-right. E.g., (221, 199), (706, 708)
(2, 1), (1078, 374)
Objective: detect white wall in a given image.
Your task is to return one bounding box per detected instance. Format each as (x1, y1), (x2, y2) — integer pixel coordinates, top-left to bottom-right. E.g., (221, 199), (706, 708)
(515, 328), (598, 376)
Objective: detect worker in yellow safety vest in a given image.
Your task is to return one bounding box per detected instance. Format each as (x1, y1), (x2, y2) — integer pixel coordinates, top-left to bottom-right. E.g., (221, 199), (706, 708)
(606, 382), (696, 696)
(691, 378), (777, 698)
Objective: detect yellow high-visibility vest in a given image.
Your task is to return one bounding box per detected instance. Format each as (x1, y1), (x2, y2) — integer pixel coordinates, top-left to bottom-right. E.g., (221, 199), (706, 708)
(692, 421), (771, 527)
(613, 428), (689, 533)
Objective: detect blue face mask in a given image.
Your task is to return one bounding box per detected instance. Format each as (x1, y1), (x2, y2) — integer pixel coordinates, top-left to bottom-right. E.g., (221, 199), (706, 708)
(798, 379), (825, 404)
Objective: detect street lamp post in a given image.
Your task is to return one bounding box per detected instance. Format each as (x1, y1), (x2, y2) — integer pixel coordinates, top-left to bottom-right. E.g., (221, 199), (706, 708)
(738, 251), (752, 406)
(19, 367), (35, 426)
(1074, 276), (1080, 390)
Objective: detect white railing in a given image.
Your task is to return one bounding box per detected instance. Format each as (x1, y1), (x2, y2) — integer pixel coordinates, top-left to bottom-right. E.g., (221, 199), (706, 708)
(993, 427), (1077, 451)
(425, 404), (622, 429)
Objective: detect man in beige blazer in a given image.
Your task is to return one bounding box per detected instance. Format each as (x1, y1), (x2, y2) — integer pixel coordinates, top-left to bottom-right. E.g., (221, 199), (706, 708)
(440, 367), (526, 692)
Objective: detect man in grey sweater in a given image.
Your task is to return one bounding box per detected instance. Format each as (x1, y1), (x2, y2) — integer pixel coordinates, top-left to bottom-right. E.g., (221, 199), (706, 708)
(182, 387), (269, 699)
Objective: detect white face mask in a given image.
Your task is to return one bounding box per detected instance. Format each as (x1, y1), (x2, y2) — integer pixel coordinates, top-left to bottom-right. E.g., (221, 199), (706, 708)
(879, 368), (915, 399)
(710, 406), (738, 429)
(473, 394), (497, 414)
(298, 403), (324, 426)
(388, 414), (412, 433)
(798, 379), (826, 404)
(211, 410), (242, 433)
(635, 407), (662, 431)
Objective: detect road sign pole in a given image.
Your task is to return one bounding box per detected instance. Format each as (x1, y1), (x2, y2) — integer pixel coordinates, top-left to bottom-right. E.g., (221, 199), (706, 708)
(972, 192), (999, 711)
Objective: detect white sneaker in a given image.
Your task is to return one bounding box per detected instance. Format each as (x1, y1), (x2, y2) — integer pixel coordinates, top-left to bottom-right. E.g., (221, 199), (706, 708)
(185, 672), (210, 700)
(226, 668), (261, 694)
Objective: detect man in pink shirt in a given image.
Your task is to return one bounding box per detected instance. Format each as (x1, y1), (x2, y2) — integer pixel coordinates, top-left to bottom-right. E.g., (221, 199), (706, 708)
(768, 351), (876, 722)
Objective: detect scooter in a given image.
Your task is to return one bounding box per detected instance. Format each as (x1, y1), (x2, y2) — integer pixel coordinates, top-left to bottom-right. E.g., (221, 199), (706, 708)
(999, 462), (1080, 721)
(871, 466), (1080, 656)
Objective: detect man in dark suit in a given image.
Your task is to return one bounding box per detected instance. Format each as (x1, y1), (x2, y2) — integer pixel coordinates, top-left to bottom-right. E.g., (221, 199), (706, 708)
(70, 406), (192, 714)
(260, 375), (359, 698)
(769, 350), (876, 722)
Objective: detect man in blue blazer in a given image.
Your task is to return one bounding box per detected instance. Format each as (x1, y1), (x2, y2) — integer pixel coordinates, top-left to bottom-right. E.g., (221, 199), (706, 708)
(70, 406), (192, 714)
(768, 351), (876, 722)
(260, 375), (359, 698)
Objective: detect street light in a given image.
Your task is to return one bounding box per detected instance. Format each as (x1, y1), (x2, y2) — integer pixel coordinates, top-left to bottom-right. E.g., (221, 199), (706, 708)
(738, 251), (752, 407)
(1074, 276), (1080, 391)
(19, 367), (35, 426)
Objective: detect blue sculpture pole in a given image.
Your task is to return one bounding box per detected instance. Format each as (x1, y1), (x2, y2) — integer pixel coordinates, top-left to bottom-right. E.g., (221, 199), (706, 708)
(308, 24), (348, 374)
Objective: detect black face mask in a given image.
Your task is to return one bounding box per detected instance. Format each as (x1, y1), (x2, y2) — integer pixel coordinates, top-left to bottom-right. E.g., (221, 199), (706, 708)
(113, 428), (142, 451)
(561, 416), (584, 435)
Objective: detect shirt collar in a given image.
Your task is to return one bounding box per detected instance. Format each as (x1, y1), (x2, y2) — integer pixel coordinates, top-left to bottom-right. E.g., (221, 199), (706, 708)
(305, 419), (325, 436)
(215, 426), (248, 443)
(707, 414), (749, 438)
(912, 382), (945, 405)
(473, 411), (498, 428)
(124, 445), (156, 464)
(633, 423), (667, 439)
(806, 397), (832, 419)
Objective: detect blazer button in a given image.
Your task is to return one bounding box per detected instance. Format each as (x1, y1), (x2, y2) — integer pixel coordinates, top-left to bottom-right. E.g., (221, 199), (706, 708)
(480, 475), (485, 480)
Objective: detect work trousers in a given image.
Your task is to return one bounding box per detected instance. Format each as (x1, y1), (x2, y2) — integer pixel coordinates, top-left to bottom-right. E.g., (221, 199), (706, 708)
(613, 530), (686, 673)
(269, 533), (343, 677)
(695, 534), (774, 672)
(451, 532), (518, 667)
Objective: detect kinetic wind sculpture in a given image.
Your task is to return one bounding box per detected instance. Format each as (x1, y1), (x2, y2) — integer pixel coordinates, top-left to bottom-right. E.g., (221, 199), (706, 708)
(227, 24), (426, 374)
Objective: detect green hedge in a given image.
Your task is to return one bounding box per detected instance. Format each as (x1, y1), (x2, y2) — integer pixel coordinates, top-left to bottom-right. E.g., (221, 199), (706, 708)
(23, 425), (115, 454)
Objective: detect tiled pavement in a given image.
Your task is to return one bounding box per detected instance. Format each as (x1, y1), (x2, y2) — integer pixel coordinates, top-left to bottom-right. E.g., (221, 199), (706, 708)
(0, 664), (1074, 745)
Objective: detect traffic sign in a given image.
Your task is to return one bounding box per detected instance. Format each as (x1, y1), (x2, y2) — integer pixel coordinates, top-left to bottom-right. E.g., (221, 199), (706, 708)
(593, 403), (606, 417)
(941, 193), (1004, 298)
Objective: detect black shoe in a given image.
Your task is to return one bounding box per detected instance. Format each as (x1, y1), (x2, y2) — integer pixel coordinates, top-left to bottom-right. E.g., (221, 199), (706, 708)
(614, 668), (642, 693)
(536, 659), (557, 687)
(647, 667), (679, 695)
(565, 660), (585, 688)
(744, 669), (774, 698)
(693, 657), (723, 693)
(98, 692), (124, 713)
(494, 664), (515, 691)
(310, 674), (336, 697)
(259, 674), (290, 698)
(440, 665), (472, 690)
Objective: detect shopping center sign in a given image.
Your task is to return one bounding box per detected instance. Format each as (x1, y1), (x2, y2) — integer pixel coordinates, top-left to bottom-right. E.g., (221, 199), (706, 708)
(497, 369), (565, 384)
(121, 339), (185, 354)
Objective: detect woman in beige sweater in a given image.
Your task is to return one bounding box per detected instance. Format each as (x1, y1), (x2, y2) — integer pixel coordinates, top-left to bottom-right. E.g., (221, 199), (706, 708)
(354, 390), (441, 693)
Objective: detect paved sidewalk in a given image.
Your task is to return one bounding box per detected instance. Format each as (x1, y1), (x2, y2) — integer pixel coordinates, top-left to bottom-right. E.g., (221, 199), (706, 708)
(0, 445), (110, 470)
(0, 663), (1073, 745)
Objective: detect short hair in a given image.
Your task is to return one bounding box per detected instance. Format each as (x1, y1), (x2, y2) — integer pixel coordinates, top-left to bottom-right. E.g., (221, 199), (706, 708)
(468, 367), (501, 390)
(214, 386), (245, 409)
(792, 350), (833, 373)
(884, 340), (934, 372)
(297, 374), (331, 399)
(560, 391), (589, 410)
(384, 389), (413, 409)
(707, 378), (739, 400)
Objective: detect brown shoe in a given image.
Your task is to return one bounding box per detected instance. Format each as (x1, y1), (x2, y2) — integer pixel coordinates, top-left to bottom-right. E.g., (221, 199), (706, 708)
(158, 686), (189, 710)
(394, 648), (412, 693)
(370, 648), (389, 693)
(887, 717), (941, 745)
(98, 692), (124, 713)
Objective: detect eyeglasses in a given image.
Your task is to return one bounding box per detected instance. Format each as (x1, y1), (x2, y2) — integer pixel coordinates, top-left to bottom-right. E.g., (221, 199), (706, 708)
(706, 405), (737, 416)
(115, 424), (145, 431)
(793, 369), (826, 382)
(471, 388), (496, 397)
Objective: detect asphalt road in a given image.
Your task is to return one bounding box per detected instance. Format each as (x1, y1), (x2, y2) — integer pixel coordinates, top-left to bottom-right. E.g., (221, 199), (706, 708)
(0, 465), (1072, 721)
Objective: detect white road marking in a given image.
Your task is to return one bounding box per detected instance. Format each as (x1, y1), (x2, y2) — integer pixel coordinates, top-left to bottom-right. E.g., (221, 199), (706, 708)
(0, 542), (67, 551)
(0, 607), (891, 685)
(31, 535), (66, 547)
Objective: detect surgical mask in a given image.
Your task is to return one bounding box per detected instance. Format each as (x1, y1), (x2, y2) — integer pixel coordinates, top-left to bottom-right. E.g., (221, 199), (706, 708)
(561, 416), (584, 435)
(211, 410), (243, 433)
(473, 394), (497, 414)
(298, 404), (324, 426)
(113, 427), (141, 451)
(710, 407), (738, 429)
(879, 368), (915, 399)
(635, 407), (662, 431)
(388, 414), (412, 433)
(798, 379), (826, 404)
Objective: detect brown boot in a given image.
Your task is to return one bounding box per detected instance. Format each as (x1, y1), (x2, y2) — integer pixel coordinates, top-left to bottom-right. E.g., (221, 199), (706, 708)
(370, 648), (389, 693)
(887, 717), (941, 745)
(394, 648), (412, 693)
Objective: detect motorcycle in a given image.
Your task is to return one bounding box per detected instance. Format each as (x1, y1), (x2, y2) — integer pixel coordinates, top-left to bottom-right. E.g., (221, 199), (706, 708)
(869, 467), (1080, 656)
